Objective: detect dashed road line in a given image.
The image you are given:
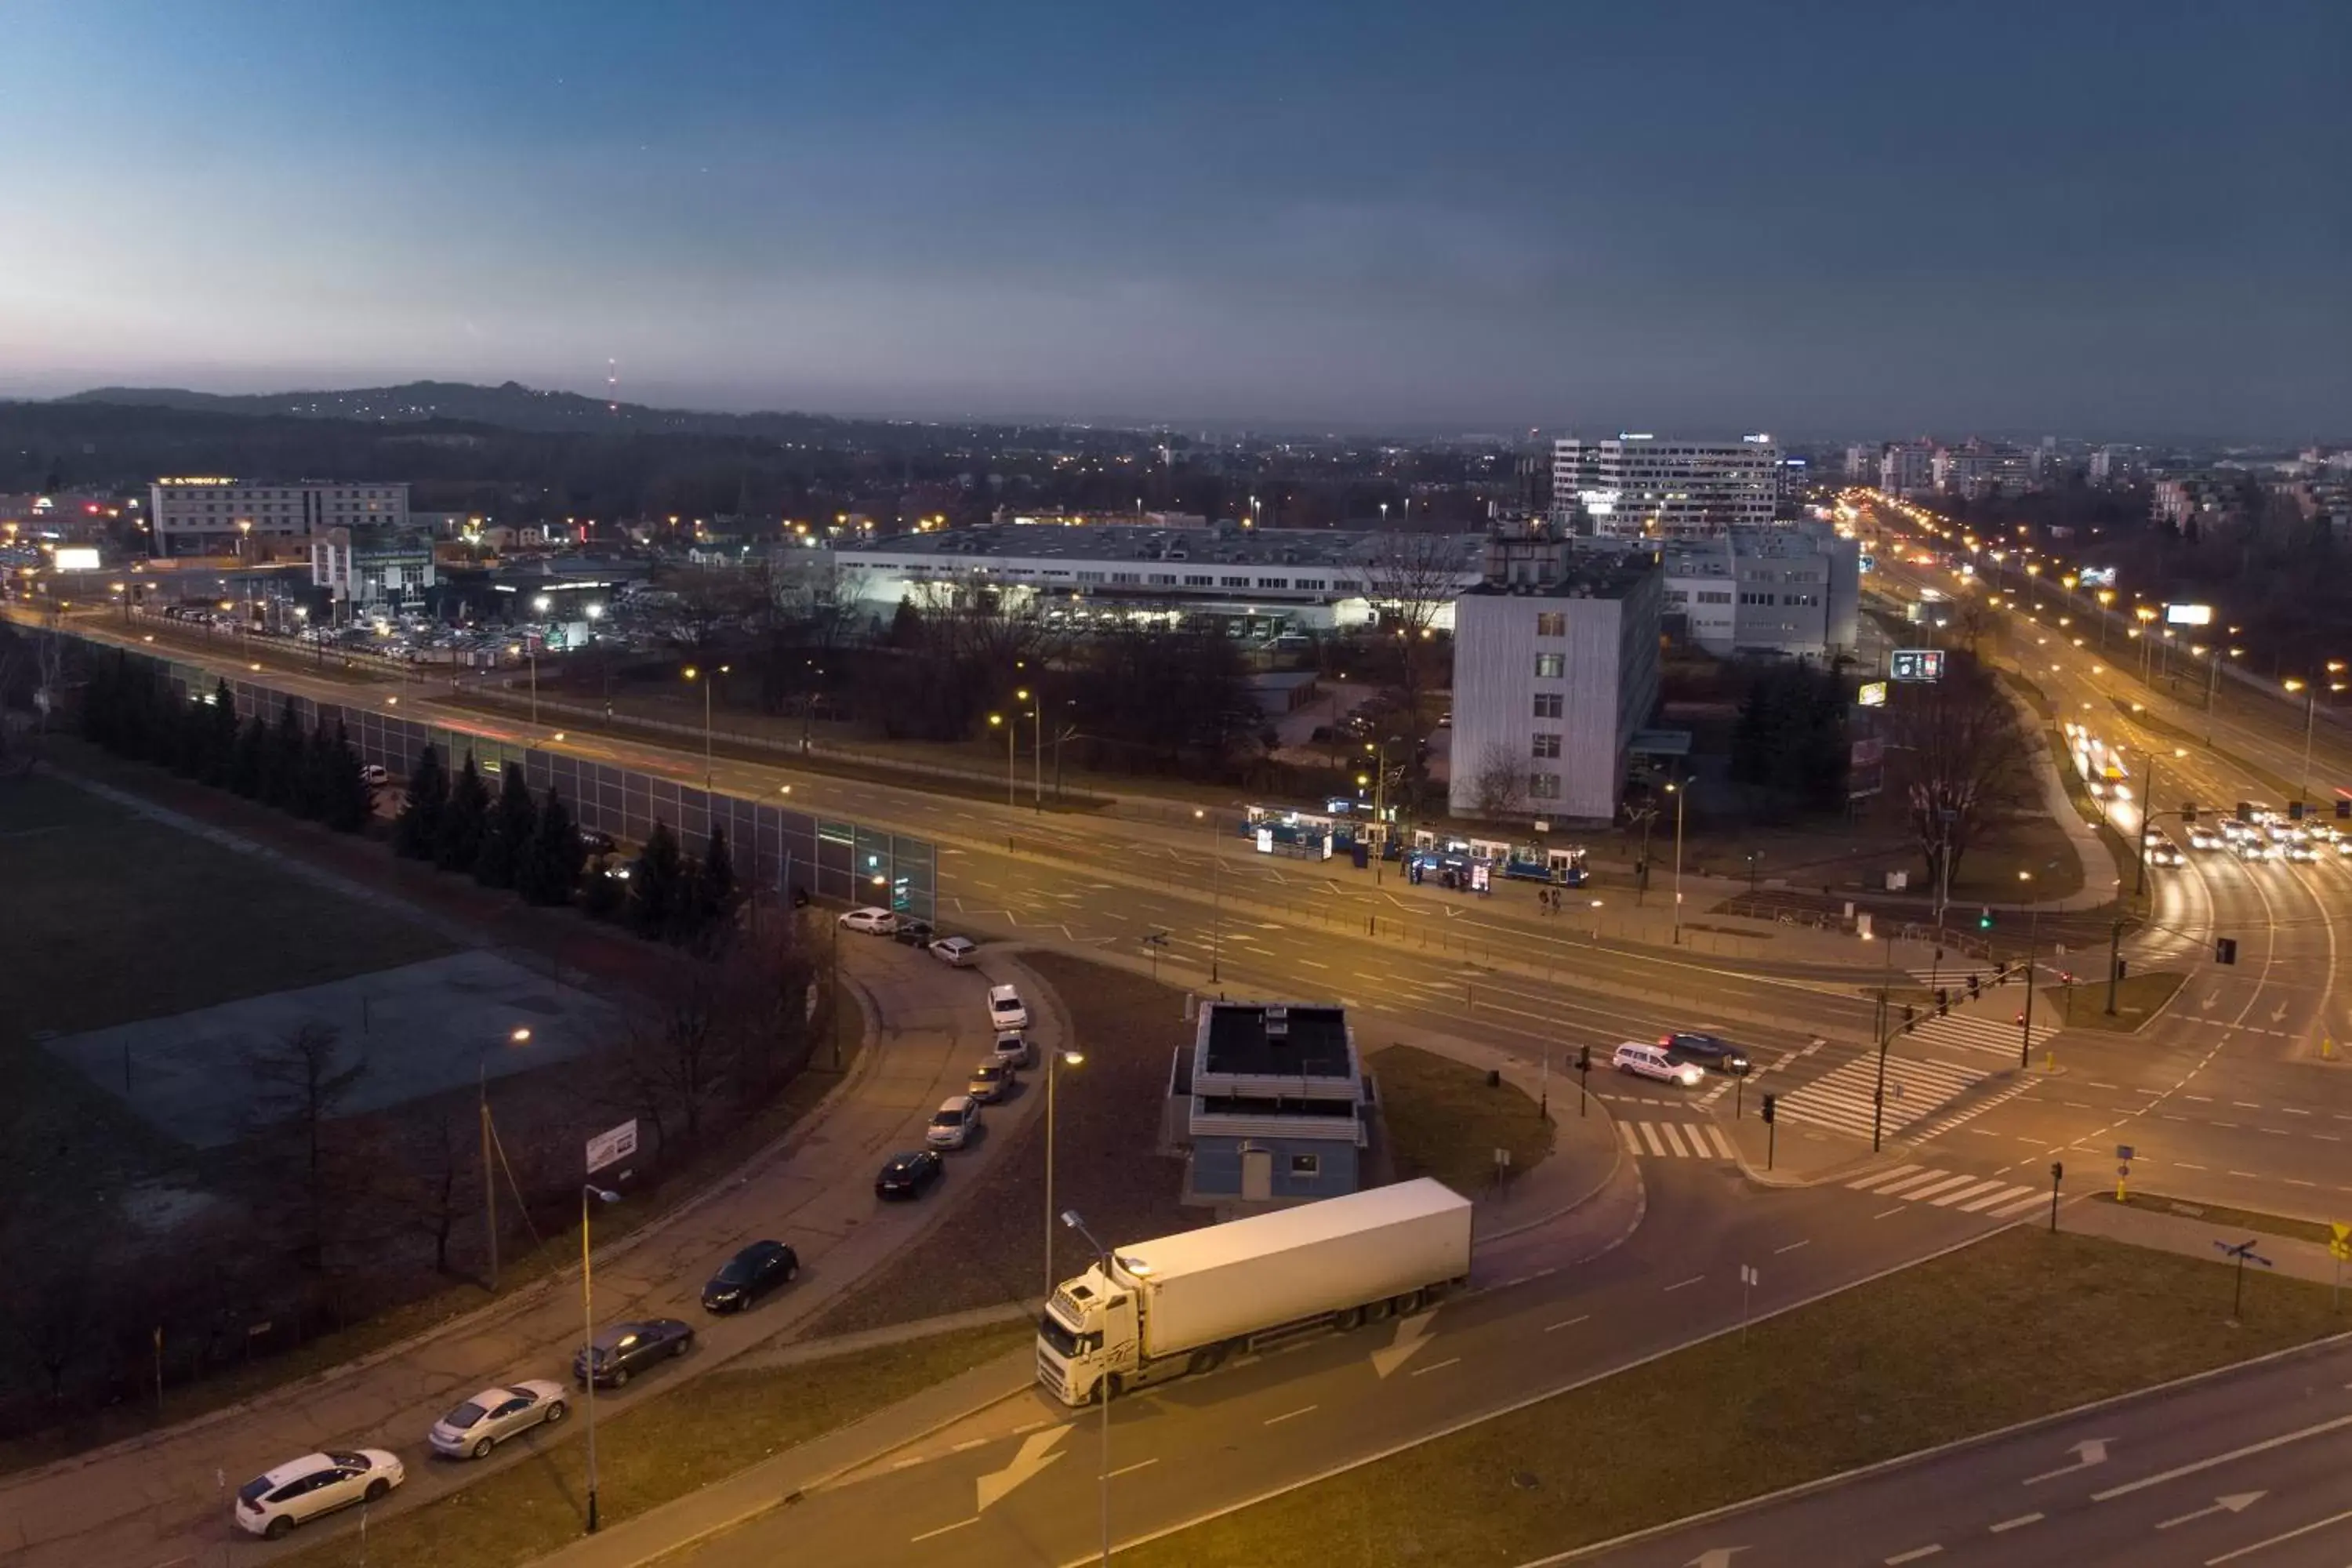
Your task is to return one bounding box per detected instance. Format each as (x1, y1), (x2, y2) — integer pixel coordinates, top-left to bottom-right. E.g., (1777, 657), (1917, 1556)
(1988, 1513), (2043, 1534)
(1264, 1404), (1318, 1426)
(1544, 1315), (1590, 1334)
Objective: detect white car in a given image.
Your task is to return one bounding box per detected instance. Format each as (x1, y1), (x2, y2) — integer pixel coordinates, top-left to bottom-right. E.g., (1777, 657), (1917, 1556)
(360, 764), (390, 787)
(2285, 841), (2320, 863)
(428, 1379), (568, 1459)
(926, 1094), (981, 1150)
(837, 906), (898, 935)
(1611, 1040), (1704, 1088)
(928, 936), (978, 967)
(2187, 826), (2222, 850)
(235, 1450), (405, 1539)
(987, 983), (1029, 1033)
(992, 1029), (1033, 1070)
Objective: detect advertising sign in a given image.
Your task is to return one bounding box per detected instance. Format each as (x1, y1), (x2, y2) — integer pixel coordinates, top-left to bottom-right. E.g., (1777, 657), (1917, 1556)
(1857, 681), (1889, 708)
(51, 546), (102, 572)
(585, 1119), (639, 1176)
(2077, 565), (2118, 587)
(2164, 603), (2214, 627)
(1890, 649), (1946, 683)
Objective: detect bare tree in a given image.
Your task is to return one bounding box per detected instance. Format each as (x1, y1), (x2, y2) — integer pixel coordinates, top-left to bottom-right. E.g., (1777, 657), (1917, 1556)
(1945, 595), (2000, 658)
(246, 1022), (368, 1270)
(1468, 741), (1527, 821)
(665, 567), (765, 652)
(1356, 533), (1468, 715)
(1879, 655), (2036, 892)
(621, 946), (737, 1156)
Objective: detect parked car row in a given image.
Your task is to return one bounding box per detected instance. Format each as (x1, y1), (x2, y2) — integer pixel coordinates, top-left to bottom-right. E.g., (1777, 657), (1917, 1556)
(837, 906), (981, 967)
(234, 1236), (800, 1539)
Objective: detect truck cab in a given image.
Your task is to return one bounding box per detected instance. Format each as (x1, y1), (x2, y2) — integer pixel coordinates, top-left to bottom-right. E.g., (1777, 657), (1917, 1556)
(1037, 1262), (1140, 1404)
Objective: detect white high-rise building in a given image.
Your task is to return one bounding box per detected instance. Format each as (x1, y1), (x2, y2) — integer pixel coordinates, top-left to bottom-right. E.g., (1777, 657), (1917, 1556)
(1550, 435), (1779, 540)
(149, 477), (411, 557)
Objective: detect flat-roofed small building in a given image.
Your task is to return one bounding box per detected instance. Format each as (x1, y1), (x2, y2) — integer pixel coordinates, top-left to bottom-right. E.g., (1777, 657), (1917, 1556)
(1181, 1001), (1367, 1206)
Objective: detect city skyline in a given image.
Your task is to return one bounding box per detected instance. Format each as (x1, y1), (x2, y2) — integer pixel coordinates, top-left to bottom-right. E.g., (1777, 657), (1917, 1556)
(5, 0), (2348, 437)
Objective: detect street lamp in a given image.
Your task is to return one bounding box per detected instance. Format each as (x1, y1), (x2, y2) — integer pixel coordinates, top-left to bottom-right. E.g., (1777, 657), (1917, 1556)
(1058, 1209), (1117, 1567)
(1665, 780), (1687, 944)
(2018, 870), (2038, 1067)
(1196, 808), (1221, 983)
(1019, 688), (1044, 811)
(2096, 588), (2115, 648)
(1042, 1048), (1086, 1301)
(479, 1025), (532, 1291)
(989, 712), (1014, 808)
(683, 664), (729, 788)
(579, 1182), (622, 1533)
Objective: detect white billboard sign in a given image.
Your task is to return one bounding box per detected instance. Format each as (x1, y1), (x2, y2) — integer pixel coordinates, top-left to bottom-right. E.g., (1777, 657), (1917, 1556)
(585, 1119), (638, 1176)
(2164, 603), (2213, 627)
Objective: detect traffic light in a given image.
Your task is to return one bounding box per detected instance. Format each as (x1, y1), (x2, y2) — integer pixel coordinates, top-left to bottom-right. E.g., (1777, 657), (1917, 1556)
(1994, 959), (2009, 982)
(1977, 907), (1992, 931)
(2237, 800), (2253, 823)
(2338, 797), (2350, 821)
(2291, 800), (2307, 822)
(2118, 957), (2129, 979)
(1761, 1092), (1777, 1124)
(2216, 937), (2238, 965)
(1968, 973), (1980, 999)
(1902, 1002), (1916, 1028)
(1576, 1044), (1591, 1074)
(1937, 993), (1950, 1017)
(2183, 802), (2198, 824)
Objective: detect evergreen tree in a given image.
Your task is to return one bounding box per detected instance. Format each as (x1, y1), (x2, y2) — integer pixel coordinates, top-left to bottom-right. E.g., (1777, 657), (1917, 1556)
(474, 764), (538, 887)
(296, 717), (336, 819)
(79, 657), (114, 746)
(229, 714), (269, 798)
(628, 819), (687, 940)
(393, 747), (447, 860)
(392, 743), (448, 859)
(322, 720), (373, 833)
(263, 699), (305, 811)
(168, 687), (205, 777)
(434, 752), (492, 871)
(693, 826), (738, 934)
(518, 787), (586, 906)
(201, 681), (240, 786)
(581, 853), (622, 920)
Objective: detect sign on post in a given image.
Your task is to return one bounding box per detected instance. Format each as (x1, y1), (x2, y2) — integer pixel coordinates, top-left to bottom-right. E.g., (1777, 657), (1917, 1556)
(585, 1119), (639, 1177)
(1890, 649), (1946, 683)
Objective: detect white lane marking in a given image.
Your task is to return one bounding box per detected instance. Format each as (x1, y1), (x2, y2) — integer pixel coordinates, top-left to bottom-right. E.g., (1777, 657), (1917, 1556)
(909, 1518), (980, 1543)
(1264, 1404), (1318, 1426)
(1544, 1315), (1589, 1334)
(1664, 1275), (1704, 1292)
(1620, 1123), (1641, 1155)
(1903, 1174), (1987, 1202)
(1958, 1184), (2038, 1213)
(2092, 1412), (2352, 1500)
(1873, 1205), (1909, 1220)
(1103, 1458), (1159, 1479)
(1885, 1548), (1944, 1565)
(1661, 1123), (1693, 1156)
(1988, 1512), (2043, 1534)
(1875, 1171), (1955, 1196)
(1708, 1123), (1738, 1159)
(1640, 1123), (1668, 1156)
(2204, 1507), (2352, 1564)
(951, 1438), (986, 1452)
(1411, 1357), (1461, 1377)
(1295, 959), (1328, 970)
(1773, 1238), (1811, 1254)
(1931, 1178), (2011, 1208)
(1847, 1163), (1926, 1191)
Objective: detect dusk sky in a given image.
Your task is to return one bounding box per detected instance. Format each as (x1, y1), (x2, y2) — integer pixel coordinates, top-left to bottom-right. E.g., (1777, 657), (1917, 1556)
(5, 0), (2347, 437)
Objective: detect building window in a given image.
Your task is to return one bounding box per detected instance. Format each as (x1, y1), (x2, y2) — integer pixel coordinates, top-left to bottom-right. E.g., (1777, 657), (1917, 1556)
(1257, 577), (1288, 589)
(1535, 612), (1566, 637)
(1534, 653), (1565, 679)
(1221, 575), (1250, 588)
(1185, 575), (1214, 586)
(1529, 772), (1562, 800)
(1288, 1152), (1320, 1178)
(1534, 692), (1563, 719)
(1532, 732), (1562, 759)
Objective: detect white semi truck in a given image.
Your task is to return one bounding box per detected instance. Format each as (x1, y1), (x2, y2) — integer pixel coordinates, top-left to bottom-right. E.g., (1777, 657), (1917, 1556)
(1036, 1179), (1473, 1406)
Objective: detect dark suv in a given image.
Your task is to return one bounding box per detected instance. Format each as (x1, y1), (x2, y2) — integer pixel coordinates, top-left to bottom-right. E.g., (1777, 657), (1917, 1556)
(1661, 1032), (1750, 1076)
(572, 1318), (693, 1388)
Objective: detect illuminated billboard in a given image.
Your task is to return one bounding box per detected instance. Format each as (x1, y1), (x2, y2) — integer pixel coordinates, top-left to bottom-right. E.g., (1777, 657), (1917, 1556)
(50, 546), (102, 572)
(1857, 681), (1889, 707)
(2164, 603), (2214, 627)
(2077, 566), (2118, 588)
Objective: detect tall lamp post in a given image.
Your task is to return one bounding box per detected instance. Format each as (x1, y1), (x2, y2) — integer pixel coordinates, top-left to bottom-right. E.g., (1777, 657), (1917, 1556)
(683, 664), (729, 788)
(1195, 808), (1222, 983)
(1042, 1047), (1087, 1301)
(2018, 870), (2038, 1068)
(579, 1183), (622, 1533)
(480, 1025), (532, 1290)
(2201, 644), (2241, 746)
(1666, 779), (1686, 944)
(2285, 665), (2347, 805)
(1019, 687), (1044, 811)
(1058, 1210), (1118, 1567)
(2096, 588), (2115, 648)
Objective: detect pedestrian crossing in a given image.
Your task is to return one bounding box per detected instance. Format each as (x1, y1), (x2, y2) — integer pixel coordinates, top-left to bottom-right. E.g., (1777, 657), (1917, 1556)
(1893, 1010), (2060, 1062)
(1769, 1051), (1991, 1143)
(1843, 1162), (2050, 1220)
(1618, 1120), (1739, 1160)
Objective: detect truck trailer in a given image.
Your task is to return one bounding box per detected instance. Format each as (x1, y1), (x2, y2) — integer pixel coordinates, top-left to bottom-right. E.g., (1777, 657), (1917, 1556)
(1036, 1179), (1473, 1406)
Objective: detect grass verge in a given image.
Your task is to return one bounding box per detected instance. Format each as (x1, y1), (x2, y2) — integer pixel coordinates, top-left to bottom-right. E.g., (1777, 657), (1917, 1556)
(1370, 1044), (1552, 1192)
(2040, 970), (2186, 1030)
(280, 1320), (1029, 1568)
(2095, 1190), (2344, 1247)
(1116, 1228), (2350, 1567)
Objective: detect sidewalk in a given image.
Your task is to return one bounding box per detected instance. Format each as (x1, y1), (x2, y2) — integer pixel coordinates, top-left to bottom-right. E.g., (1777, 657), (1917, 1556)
(0, 940), (1034, 1568)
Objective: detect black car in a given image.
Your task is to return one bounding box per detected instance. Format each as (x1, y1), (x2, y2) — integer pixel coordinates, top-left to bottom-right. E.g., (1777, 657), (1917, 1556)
(572, 1318), (693, 1388)
(1661, 1032), (1750, 1076)
(891, 918), (938, 947)
(875, 1149), (944, 1200)
(701, 1240), (800, 1313)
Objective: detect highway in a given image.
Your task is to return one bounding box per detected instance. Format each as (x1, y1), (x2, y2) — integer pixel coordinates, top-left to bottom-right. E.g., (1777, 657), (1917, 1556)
(1594, 1334), (2352, 1568)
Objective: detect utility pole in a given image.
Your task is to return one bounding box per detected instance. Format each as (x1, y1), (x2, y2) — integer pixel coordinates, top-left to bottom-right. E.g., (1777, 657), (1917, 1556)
(2104, 915), (2124, 1017)
(2134, 753), (2159, 901)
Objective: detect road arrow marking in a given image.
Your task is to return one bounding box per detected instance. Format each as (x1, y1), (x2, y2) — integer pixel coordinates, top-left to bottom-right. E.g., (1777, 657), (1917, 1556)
(1371, 1308), (1439, 1378)
(2024, 1438), (2111, 1483)
(1685, 1550), (1748, 1568)
(2155, 1492), (2264, 1530)
(2271, 1002), (2289, 1024)
(975, 1426), (1069, 1512)
(2202, 989), (2221, 1011)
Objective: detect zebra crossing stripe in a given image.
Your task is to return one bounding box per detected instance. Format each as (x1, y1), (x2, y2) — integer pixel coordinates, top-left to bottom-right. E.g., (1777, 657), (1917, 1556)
(1706, 1124), (1737, 1159)
(1903, 1174), (1984, 1202)
(1958, 1183), (2038, 1213)
(1874, 1170), (1954, 1196)
(1639, 1123), (1666, 1156)
(1846, 1163), (1925, 1191)
(1930, 1178), (2010, 1207)
(1618, 1122), (1737, 1160)
(1985, 1190), (2053, 1219)
(1620, 1123), (1640, 1155)
(1660, 1123), (1691, 1156)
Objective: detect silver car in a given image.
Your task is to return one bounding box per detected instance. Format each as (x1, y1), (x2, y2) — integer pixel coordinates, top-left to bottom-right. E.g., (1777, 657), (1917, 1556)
(428, 1379), (568, 1459)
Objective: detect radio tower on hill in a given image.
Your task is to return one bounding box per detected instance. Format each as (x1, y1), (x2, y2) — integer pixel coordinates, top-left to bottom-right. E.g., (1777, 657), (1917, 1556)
(606, 358), (620, 415)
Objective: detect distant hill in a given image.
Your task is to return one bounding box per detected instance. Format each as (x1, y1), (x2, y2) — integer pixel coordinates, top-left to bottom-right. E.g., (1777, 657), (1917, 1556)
(56, 379), (873, 439)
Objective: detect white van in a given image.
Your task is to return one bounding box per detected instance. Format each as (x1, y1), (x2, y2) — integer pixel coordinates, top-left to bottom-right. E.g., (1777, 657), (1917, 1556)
(1612, 1040), (1704, 1087)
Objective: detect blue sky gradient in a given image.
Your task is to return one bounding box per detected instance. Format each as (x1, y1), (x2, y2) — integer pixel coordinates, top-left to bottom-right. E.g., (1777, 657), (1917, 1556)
(4, 0), (2346, 435)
